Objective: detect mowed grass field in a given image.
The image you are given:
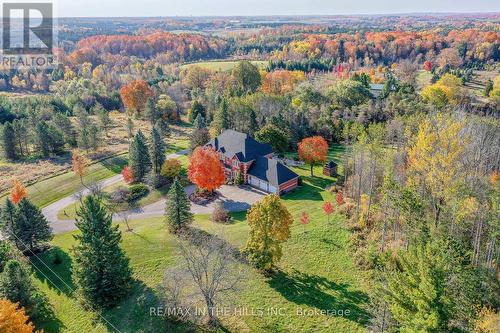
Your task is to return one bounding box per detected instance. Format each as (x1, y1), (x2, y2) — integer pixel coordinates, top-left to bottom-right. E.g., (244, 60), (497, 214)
(0, 136), (190, 208)
(31, 145), (370, 333)
(181, 60), (268, 72)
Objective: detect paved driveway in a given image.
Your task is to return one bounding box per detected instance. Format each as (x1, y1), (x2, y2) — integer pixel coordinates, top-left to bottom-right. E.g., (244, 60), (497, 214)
(44, 180), (266, 234)
(116, 184), (266, 221)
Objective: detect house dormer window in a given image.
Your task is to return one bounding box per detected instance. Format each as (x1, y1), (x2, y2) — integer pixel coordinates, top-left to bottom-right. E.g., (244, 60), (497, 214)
(232, 160), (238, 167)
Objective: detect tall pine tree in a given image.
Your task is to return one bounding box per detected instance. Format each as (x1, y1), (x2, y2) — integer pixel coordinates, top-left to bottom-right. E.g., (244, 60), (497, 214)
(0, 260), (35, 311)
(128, 130), (151, 182)
(2, 198), (52, 252)
(72, 195), (132, 308)
(193, 114), (206, 129)
(212, 98), (229, 135)
(0, 199), (16, 239)
(165, 178), (193, 234)
(2, 122), (17, 160)
(149, 127), (166, 176)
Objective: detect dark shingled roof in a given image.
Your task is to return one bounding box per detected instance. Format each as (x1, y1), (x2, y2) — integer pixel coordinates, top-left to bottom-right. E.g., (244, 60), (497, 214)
(248, 157), (299, 187)
(207, 130), (273, 162)
(325, 161), (338, 168)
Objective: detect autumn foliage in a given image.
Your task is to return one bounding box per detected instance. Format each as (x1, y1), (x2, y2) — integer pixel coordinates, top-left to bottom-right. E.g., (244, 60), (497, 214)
(323, 201), (334, 223)
(188, 147), (225, 192)
(120, 80), (154, 116)
(261, 70), (306, 94)
(75, 32), (227, 62)
(423, 61), (433, 72)
(336, 191), (344, 206)
(298, 136), (329, 176)
(121, 166), (134, 184)
(0, 299), (37, 333)
(72, 149), (90, 183)
(10, 179), (28, 204)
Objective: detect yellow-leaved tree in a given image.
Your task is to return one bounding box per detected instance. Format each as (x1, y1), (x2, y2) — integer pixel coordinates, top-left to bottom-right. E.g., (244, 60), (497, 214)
(0, 299), (37, 333)
(421, 73), (464, 108)
(243, 194), (293, 271)
(407, 114), (466, 225)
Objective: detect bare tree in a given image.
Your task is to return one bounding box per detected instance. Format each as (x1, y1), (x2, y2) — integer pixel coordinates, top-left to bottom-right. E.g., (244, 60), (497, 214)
(177, 233), (243, 327)
(117, 209), (133, 232)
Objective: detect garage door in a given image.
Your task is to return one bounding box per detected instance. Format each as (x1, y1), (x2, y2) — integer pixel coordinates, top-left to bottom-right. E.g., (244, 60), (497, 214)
(249, 176), (274, 193)
(267, 184), (277, 193)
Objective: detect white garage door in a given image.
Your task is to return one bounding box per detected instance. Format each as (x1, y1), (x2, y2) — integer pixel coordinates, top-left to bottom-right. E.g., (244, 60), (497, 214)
(267, 184), (277, 194)
(249, 176), (276, 193)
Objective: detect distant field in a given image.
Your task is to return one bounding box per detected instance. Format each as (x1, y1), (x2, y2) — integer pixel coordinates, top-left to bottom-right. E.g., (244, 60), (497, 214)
(181, 60), (268, 71)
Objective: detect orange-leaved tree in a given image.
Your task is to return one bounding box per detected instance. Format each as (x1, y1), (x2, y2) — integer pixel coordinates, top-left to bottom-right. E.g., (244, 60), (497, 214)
(10, 179), (28, 204)
(188, 147), (225, 193)
(121, 166), (134, 184)
(72, 149), (90, 185)
(120, 80), (154, 117)
(298, 136), (329, 176)
(323, 201), (334, 224)
(0, 299), (37, 333)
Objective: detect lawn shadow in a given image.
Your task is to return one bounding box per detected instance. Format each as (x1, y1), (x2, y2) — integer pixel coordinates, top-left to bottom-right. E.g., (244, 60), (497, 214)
(31, 246), (75, 296)
(34, 293), (65, 333)
(267, 269), (370, 325)
(98, 281), (166, 332)
(282, 182), (324, 201)
(100, 155), (128, 174)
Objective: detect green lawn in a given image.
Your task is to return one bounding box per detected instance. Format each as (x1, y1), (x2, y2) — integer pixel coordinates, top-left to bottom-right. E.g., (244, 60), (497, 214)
(181, 60), (268, 72)
(31, 145), (370, 332)
(1, 154), (128, 208)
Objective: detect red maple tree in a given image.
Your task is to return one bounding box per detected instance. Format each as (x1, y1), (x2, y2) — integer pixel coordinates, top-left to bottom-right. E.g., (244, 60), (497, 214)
(336, 191), (344, 206)
(299, 211), (309, 233)
(120, 80), (154, 116)
(323, 201), (334, 224)
(188, 147), (225, 193)
(423, 61), (433, 72)
(122, 166), (134, 184)
(11, 179), (28, 204)
(298, 136), (329, 176)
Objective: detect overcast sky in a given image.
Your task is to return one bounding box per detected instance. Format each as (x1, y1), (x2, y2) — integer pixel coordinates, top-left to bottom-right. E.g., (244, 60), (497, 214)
(55, 0), (499, 17)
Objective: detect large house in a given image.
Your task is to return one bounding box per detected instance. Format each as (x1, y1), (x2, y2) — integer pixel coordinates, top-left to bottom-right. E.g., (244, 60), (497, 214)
(206, 130), (299, 195)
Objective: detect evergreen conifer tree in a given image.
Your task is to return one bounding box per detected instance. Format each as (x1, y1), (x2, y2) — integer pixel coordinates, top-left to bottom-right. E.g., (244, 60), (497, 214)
(2, 122), (17, 160)
(72, 195), (132, 308)
(128, 130), (151, 182)
(193, 114), (206, 129)
(164, 177), (193, 234)
(149, 127), (166, 175)
(8, 198), (52, 252)
(0, 260), (34, 310)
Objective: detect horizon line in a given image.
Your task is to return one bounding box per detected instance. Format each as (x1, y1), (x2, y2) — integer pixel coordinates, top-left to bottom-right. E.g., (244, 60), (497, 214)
(52, 12), (500, 19)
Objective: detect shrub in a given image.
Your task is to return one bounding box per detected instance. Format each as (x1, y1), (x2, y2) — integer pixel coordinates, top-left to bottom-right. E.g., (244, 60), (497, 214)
(234, 171), (244, 185)
(109, 186), (131, 203)
(146, 172), (167, 189)
(211, 201), (230, 223)
(128, 183), (149, 202)
(161, 158), (182, 180)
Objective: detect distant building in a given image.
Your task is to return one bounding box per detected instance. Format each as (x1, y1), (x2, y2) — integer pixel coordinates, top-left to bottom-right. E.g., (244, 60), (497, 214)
(323, 161), (338, 177)
(369, 83), (385, 97)
(206, 130), (299, 195)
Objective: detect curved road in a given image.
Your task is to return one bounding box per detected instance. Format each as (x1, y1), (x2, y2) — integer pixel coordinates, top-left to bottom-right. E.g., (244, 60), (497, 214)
(42, 150), (265, 234)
